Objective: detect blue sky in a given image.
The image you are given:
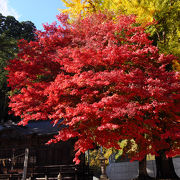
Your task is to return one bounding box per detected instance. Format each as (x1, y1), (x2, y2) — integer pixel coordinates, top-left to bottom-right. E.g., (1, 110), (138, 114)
(0, 0), (65, 30)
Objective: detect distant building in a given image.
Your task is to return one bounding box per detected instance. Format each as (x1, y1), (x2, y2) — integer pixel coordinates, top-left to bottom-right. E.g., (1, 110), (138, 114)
(0, 120), (87, 179)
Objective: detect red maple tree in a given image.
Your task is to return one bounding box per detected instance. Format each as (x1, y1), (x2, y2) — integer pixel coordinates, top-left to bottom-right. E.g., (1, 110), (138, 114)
(7, 14), (179, 165)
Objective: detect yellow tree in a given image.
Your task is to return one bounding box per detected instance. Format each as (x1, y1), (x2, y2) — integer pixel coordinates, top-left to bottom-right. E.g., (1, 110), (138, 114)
(60, 0), (160, 24)
(60, 0), (121, 19)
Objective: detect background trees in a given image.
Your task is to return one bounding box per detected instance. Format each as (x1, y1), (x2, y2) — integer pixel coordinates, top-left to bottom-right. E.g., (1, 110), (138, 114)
(0, 13), (36, 121)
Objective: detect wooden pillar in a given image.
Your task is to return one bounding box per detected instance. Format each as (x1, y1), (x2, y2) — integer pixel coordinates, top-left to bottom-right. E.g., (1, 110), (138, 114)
(22, 148), (29, 180)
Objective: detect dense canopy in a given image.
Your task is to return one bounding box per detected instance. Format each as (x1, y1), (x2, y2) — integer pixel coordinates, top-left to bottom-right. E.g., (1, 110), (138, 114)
(7, 13), (180, 164)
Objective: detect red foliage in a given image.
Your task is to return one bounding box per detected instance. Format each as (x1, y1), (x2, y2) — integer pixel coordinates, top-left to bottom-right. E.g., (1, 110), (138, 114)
(7, 13), (180, 164)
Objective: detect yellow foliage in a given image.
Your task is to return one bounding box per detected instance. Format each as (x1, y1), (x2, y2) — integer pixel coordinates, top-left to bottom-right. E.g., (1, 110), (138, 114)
(117, 0), (156, 25)
(86, 148), (118, 167)
(60, 0), (86, 19)
(172, 60), (180, 71)
(86, 140), (126, 167)
(60, 0), (158, 24)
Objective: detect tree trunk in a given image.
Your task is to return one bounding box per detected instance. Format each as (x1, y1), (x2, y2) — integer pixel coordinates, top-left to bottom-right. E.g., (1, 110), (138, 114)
(156, 150), (179, 179)
(134, 157), (154, 180)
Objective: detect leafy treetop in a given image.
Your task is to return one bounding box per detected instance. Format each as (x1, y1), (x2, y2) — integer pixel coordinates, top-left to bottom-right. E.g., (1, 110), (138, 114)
(61, 0), (180, 64)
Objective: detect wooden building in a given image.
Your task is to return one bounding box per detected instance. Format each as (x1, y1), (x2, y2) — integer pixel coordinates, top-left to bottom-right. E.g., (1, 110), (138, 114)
(0, 120), (88, 180)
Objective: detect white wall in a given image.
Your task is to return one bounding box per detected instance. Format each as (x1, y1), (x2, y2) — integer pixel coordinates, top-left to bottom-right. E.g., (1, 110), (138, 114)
(105, 158), (180, 180)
